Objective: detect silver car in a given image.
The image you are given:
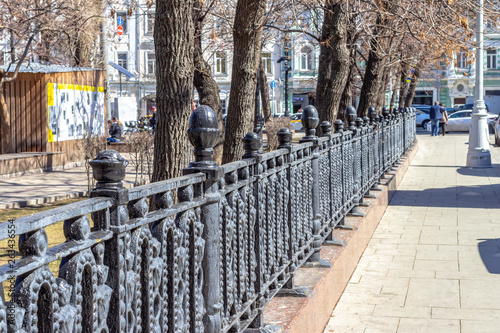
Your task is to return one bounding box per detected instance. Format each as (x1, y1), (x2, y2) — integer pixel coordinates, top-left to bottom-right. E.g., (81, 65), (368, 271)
(445, 110), (498, 133)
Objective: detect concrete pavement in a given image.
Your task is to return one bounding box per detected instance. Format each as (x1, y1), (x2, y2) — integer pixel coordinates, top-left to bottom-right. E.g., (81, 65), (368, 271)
(324, 133), (500, 333)
(0, 154), (144, 209)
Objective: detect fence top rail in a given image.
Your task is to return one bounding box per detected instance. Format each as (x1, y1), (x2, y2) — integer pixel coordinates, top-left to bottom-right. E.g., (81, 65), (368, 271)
(0, 197), (113, 239)
(128, 172), (206, 201)
(221, 159), (251, 174)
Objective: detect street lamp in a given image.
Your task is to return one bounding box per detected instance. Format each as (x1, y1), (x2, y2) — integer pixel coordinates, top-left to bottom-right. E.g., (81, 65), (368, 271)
(278, 35), (291, 117)
(466, 0), (491, 167)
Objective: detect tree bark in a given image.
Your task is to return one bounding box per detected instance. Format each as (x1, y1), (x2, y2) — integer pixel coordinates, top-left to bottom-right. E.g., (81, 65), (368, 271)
(405, 60), (423, 107)
(375, 65), (391, 110)
(152, 0), (195, 181)
(398, 61), (409, 108)
(193, 0), (223, 163)
(389, 75), (398, 110)
(356, 35), (385, 117)
(0, 89), (10, 154)
(259, 59), (272, 122)
(315, 0), (350, 127)
(222, 0), (266, 164)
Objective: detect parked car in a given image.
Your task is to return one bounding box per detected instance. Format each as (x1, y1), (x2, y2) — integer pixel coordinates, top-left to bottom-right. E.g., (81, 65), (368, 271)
(415, 109), (431, 128)
(290, 113), (303, 131)
(445, 110), (498, 133)
(459, 103), (490, 113)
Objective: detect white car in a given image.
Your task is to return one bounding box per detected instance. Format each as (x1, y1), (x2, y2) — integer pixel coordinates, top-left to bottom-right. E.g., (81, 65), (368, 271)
(290, 113), (303, 131)
(445, 110), (498, 133)
(415, 109), (430, 128)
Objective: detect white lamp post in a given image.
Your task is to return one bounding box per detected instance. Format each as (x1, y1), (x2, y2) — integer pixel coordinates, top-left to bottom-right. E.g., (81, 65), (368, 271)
(466, 0), (492, 167)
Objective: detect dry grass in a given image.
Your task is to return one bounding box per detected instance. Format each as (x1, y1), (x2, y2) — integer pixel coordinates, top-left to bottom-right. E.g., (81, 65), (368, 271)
(0, 198), (82, 300)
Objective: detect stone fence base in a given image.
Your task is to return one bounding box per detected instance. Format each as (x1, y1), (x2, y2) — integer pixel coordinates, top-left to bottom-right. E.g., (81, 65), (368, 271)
(261, 140), (419, 333)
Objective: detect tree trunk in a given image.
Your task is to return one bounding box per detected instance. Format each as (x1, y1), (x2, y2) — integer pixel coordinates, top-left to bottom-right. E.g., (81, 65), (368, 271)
(405, 60), (423, 107)
(259, 59), (272, 122)
(152, 0), (195, 181)
(0, 89), (11, 154)
(222, 0), (266, 164)
(375, 65), (391, 110)
(315, 0), (350, 127)
(398, 61), (409, 108)
(356, 36), (385, 117)
(193, 0), (223, 163)
(389, 75), (397, 110)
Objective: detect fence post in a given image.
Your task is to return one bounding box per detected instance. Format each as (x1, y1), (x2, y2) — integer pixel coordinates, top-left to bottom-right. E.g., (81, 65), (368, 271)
(300, 106), (330, 267)
(89, 149), (129, 333)
(183, 105), (223, 333)
(242, 131), (267, 330)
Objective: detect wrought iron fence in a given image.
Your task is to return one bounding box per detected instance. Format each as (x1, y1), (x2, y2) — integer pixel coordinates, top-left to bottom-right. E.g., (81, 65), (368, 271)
(0, 105), (416, 333)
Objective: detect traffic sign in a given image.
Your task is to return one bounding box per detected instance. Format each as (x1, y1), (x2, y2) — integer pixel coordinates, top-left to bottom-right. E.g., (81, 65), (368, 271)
(270, 80), (276, 90)
(117, 25), (124, 36)
(117, 16), (124, 26)
(406, 77), (411, 83)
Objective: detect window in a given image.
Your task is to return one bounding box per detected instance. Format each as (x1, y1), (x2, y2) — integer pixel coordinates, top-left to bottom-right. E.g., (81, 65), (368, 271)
(146, 52), (155, 75)
(116, 12), (128, 34)
(455, 51), (467, 69)
(215, 52), (226, 74)
(262, 52), (272, 74)
(299, 46), (314, 70)
(146, 13), (155, 34)
(487, 49), (497, 69)
(117, 52), (128, 70)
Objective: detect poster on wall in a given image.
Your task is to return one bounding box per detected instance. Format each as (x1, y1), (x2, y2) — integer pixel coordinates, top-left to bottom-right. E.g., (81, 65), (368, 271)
(47, 83), (105, 142)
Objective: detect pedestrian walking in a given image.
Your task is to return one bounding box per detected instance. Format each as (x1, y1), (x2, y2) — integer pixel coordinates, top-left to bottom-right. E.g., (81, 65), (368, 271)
(429, 101), (444, 136)
(439, 103), (449, 136)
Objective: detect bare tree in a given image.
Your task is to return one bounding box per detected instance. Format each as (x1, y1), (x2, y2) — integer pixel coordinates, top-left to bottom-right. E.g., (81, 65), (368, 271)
(222, 0), (267, 164)
(152, 0), (195, 181)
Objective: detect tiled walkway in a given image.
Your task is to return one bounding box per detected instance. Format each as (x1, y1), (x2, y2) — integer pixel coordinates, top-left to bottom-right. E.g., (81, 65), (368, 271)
(324, 133), (500, 333)
(0, 154), (140, 209)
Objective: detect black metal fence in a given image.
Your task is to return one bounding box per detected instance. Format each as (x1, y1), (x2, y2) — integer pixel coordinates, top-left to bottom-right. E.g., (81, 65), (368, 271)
(0, 105), (416, 333)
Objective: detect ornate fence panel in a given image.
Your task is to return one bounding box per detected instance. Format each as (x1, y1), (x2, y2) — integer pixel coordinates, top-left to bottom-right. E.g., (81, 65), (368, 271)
(0, 105), (416, 333)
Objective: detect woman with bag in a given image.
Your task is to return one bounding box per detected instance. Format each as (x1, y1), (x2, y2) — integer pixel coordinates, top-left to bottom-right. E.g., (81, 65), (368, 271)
(439, 103), (449, 136)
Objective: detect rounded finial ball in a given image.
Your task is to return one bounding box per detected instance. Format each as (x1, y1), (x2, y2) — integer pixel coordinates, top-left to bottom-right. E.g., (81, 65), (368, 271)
(188, 105), (220, 149)
(301, 105), (320, 130)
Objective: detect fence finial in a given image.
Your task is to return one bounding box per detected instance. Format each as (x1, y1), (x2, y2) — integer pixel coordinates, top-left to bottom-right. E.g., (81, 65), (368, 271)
(382, 107), (390, 119)
(320, 121), (332, 137)
(346, 106), (357, 130)
(334, 119), (344, 133)
(187, 105), (220, 168)
(301, 105), (320, 139)
(90, 150), (128, 189)
(243, 132), (263, 159)
(277, 128), (293, 149)
(369, 107), (377, 124)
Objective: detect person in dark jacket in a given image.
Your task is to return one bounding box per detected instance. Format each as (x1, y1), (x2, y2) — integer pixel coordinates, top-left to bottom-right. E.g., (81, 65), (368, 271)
(429, 101), (444, 136)
(149, 106), (156, 132)
(107, 117), (122, 143)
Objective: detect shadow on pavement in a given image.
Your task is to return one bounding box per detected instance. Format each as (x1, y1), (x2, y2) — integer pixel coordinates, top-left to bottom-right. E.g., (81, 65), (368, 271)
(457, 166), (500, 177)
(477, 239), (500, 274)
(390, 184), (500, 209)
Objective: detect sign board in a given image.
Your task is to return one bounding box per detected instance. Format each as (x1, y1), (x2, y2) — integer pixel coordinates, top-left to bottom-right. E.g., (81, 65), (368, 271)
(117, 25), (124, 36)
(47, 83), (105, 143)
(270, 80), (276, 90)
(117, 16), (124, 26)
(406, 77), (411, 83)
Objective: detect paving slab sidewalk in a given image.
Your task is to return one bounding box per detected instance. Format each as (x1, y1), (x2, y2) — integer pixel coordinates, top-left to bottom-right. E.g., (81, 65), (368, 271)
(0, 154), (144, 209)
(324, 133), (500, 333)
